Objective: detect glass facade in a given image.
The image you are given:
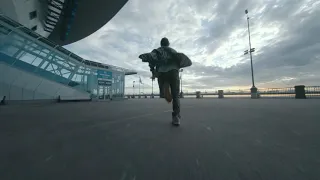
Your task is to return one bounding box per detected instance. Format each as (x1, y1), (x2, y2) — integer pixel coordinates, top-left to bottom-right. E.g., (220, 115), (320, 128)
(0, 14), (134, 100)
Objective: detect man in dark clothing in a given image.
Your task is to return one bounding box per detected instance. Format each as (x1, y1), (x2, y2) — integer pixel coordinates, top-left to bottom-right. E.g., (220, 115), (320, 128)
(149, 37), (181, 125)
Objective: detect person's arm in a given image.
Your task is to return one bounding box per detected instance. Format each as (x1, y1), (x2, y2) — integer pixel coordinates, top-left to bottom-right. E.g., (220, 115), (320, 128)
(149, 62), (155, 71)
(148, 62), (156, 79)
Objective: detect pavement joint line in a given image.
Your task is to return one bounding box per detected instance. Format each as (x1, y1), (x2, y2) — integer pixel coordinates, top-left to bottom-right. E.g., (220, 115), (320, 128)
(89, 110), (167, 128)
(120, 171), (127, 180)
(224, 151), (233, 160)
(196, 158), (200, 166)
(91, 106), (196, 127)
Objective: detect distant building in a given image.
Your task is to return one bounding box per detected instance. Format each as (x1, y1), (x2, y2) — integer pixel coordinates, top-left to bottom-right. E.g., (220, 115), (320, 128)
(0, 0), (137, 102)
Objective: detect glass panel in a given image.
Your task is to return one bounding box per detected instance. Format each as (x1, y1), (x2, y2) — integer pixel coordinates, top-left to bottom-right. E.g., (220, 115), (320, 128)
(42, 48), (50, 54)
(40, 61), (49, 69)
(31, 57), (43, 66)
(0, 24), (11, 34)
(11, 32), (25, 42)
(61, 70), (71, 78)
(39, 51), (48, 57)
(1, 45), (20, 56)
(19, 51), (37, 64)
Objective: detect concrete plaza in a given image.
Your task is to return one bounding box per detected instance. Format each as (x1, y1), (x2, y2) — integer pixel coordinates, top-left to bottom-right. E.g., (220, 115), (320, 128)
(1, 99), (319, 180)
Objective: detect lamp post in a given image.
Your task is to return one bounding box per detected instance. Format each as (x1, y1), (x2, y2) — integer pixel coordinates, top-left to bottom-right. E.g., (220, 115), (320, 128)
(244, 9), (258, 98)
(151, 77), (154, 98)
(133, 81), (135, 97)
(179, 69), (184, 98)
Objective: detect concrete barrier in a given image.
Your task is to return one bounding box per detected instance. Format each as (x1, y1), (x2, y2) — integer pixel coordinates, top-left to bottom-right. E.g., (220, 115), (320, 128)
(196, 91), (201, 99)
(218, 90), (224, 98)
(295, 85), (306, 99)
(180, 92), (184, 98)
(251, 87), (259, 99)
(1, 96), (6, 105)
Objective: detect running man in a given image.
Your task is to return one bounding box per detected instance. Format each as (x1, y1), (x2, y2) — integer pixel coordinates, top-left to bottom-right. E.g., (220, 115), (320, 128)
(149, 37), (181, 126)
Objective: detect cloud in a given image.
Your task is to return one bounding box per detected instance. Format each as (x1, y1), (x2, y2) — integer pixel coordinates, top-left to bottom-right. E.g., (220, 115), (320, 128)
(65, 0), (320, 94)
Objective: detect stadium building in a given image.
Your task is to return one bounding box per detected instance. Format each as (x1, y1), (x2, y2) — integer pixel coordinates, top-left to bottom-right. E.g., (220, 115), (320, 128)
(0, 0), (136, 103)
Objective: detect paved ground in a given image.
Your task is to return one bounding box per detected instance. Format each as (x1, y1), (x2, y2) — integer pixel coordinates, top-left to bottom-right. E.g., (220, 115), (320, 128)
(1, 99), (320, 180)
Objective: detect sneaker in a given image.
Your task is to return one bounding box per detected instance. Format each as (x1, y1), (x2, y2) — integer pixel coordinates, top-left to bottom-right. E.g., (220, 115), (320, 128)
(172, 115), (181, 126)
(163, 82), (172, 103)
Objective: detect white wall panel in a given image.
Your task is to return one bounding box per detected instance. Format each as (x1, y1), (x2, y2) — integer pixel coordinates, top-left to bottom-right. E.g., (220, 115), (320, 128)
(0, 63), (90, 101)
(36, 80), (59, 97)
(0, 82), (4, 99)
(0, 63), (4, 98)
(0, 81), (10, 98)
(24, 75), (41, 92)
(2, 64), (21, 84)
(22, 88), (33, 100)
(9, 85), (22, 100)
(11, 70), (28, 87)
(34, 92), (51, 100)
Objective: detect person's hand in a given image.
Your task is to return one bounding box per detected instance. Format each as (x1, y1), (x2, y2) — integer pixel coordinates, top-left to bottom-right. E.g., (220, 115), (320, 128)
(151, 73), (156, 80)
(151, 70), (156, 79)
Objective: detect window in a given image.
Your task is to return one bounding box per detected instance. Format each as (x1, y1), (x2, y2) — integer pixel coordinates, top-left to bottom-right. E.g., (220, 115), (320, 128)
(31, 25), (37, 31)
(29, 11), (37, 19)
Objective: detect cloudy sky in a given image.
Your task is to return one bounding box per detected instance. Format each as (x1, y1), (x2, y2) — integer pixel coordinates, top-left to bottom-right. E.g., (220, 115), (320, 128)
(65, 0), (320, 94)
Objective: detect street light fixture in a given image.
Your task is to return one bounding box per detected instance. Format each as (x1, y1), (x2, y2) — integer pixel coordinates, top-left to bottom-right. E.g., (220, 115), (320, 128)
(244, 9), (258, 98)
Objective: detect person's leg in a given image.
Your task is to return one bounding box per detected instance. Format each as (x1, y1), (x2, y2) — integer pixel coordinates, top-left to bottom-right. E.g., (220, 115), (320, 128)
(157, 75), (164, 98)
(168, 70), (180, 125)
(160, 72), (173, 103)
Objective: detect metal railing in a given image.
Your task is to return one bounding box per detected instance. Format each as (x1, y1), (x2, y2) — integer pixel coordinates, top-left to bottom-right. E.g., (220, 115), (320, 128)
(259, 87), (295, 99)
(125, 86), (320, 99)
(305, 86), (320, 99)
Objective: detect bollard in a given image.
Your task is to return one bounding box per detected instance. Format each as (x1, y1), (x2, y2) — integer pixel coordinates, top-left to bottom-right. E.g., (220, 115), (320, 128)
(0, 96), (6, 105)
(218, 90), (224, 98)
(196, 91), (201, 99)
(294, 85), (306, 99)
(250, 87), (259, 99)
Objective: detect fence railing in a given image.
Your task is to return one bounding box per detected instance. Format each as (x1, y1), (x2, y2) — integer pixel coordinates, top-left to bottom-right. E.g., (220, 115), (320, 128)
(259, 87), (295, 99)
(305, 86), (320, 99)
(125, 86), (320, 99)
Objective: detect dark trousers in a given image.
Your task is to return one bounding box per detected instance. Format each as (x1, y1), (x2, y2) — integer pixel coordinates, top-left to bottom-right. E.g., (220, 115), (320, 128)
(158, 77), (164, 98)
(159, 70), (180, 117)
